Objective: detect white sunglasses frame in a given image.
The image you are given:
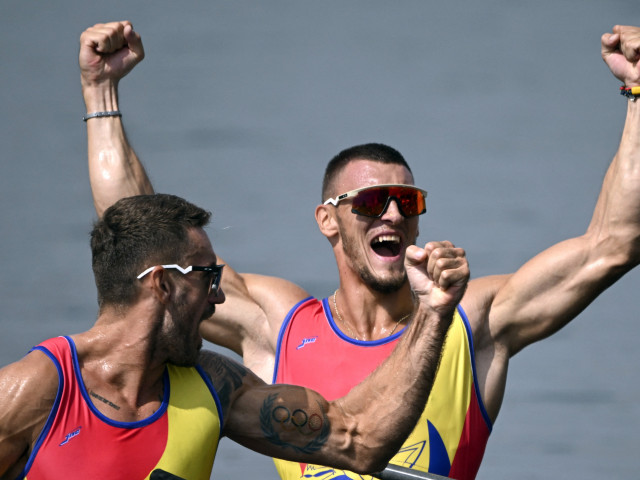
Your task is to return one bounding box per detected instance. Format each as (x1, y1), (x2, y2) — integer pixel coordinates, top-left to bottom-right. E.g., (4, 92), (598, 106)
(136, 264), (225, 294)
(323, 183), (428, 217)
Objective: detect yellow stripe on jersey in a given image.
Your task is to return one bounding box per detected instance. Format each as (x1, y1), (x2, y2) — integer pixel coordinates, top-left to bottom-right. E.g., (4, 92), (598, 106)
(146, 365), (221, 480)
(274, 310), (476, 479)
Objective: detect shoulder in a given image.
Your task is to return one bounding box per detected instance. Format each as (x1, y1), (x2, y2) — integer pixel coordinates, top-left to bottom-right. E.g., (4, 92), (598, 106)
(197, 350), (264, 418)
(460, 274), (512, 348)
(202, 271), (308, 365)
(0, 349), (61, 467)
(241, 273), (310, 324)
(0, 348), (61, 404)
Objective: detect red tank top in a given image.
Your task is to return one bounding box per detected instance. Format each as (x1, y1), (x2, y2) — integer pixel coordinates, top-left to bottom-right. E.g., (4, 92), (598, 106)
(21, 336), (222, 480)
(273, 297), (491, 480)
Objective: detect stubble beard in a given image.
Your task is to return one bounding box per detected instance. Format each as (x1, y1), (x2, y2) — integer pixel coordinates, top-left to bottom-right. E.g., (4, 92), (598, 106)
(339, 226), (408, 294)
(165, 298), (202, 367)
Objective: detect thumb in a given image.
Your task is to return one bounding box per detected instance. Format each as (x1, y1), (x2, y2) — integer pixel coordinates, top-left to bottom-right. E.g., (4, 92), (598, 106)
(601, 32), (620, 57)
(403, 245), (431, 297)
(404, 245), (427, 268)
(601, 32), (620, 51)
(123, 23), (145, 60)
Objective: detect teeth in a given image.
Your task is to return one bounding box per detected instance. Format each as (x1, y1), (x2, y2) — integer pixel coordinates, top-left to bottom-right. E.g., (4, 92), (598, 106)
(373, 235), (400, 244)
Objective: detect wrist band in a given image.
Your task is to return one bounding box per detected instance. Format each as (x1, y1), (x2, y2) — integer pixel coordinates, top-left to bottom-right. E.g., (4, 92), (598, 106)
(620, 86), (640, 102)
(82, 110), (122, 121)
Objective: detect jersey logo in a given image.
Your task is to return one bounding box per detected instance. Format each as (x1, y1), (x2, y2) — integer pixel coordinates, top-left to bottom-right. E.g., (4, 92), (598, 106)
(297, 336), (318, 350)
(59, 426), (82, 446)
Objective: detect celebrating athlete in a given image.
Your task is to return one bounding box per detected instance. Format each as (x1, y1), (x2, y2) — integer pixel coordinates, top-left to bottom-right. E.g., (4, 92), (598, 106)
(78, 21), (640, 479)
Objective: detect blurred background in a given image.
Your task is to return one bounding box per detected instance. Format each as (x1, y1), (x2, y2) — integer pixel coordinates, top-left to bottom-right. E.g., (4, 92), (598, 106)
(1, 1), (638, 479)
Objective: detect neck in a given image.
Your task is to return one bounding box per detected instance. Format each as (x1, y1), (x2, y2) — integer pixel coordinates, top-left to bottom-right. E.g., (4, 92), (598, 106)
(332, 283), (414, 341)
(72, 304), (168, 420)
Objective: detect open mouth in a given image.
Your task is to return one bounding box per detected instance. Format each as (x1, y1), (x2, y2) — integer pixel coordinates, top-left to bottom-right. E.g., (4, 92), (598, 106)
(371, 234), (402, 257)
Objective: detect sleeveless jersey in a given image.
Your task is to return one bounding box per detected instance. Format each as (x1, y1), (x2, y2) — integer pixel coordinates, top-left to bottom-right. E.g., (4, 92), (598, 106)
(20, 336), (223, 480)
(272, 297), (491, 480)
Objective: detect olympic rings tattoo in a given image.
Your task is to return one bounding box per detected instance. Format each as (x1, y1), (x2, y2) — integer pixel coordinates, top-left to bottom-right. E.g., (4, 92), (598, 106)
(271, 405), (323, 433)
(260, 393), (330, 453)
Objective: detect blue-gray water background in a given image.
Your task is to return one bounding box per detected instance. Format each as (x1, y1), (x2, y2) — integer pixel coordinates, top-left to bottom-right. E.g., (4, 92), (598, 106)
(1, 2), (639, 479)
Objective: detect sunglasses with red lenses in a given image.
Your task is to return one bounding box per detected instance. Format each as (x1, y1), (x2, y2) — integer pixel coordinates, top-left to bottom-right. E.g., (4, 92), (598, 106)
(324, 184), (427, 218)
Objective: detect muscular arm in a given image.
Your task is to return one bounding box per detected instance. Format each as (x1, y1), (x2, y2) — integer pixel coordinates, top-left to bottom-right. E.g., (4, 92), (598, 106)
(79, 22), (309, 379)
(462, 26), (640, 420)
(79, 21), (152, 215)
(0, 352), (59, 479)
(201, 267), (309, 380)
(484, 26), (640, 352)
(205, 243), (469, 473)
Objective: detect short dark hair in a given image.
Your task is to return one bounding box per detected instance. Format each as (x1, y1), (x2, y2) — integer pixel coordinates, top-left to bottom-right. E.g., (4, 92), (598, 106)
(90, 194), (211, 309)
(321, 143), (413, 201)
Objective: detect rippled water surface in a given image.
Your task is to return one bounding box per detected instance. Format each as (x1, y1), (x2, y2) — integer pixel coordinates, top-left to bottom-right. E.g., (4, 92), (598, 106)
(1, 2), (639, 478)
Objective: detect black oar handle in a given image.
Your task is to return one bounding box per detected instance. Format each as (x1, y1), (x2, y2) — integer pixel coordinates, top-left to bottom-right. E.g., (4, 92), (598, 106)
(373, 464), (453, 480)
(149, 463), (451, 480)
(150, 469), (186, 480)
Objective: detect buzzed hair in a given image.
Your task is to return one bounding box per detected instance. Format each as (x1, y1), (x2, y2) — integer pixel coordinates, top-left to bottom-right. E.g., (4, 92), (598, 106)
(321, 143), (413, 202)
(90, 193), (211, 309)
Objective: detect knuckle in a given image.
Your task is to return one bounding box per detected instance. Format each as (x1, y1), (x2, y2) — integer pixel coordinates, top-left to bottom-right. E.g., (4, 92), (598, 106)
(435, 257), (449, 270)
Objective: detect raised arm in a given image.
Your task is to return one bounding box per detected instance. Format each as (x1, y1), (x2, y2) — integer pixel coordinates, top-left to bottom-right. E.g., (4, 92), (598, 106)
(79, 22), (310, 376)
(213, 242), (469, 473)
(465, 26), (640, 359)
(79, 21), (152, 216)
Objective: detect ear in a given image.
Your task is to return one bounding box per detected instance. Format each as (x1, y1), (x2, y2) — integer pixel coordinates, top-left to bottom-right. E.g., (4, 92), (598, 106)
(315, 204), (339, 239)
(147, 267), (173, 305)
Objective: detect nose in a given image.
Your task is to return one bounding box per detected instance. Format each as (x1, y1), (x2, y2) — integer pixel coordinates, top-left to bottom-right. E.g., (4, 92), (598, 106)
(209, 287), (226, 305)
(380, 197), (404, 223)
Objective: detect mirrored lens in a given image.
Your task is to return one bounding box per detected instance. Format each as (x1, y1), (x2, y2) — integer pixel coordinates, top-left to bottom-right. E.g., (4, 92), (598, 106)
(352, 186), (425, 217)
(393, 187), (426, 216)
(352, 187), (389, 216)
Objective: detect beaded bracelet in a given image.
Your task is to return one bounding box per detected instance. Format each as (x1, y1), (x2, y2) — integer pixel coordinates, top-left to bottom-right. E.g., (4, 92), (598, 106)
(620, 86), (640, 102)
(82, 110), (122, 121)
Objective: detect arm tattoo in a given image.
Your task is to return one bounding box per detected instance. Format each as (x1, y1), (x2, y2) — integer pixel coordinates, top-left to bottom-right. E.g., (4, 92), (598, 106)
(259, 393), (330, 454)
(199, 353), (247, 413)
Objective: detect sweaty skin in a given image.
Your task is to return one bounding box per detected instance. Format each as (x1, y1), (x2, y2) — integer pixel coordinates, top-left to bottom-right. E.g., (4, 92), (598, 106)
(0, 199), (470, 478)
(78, 21), (640, 478)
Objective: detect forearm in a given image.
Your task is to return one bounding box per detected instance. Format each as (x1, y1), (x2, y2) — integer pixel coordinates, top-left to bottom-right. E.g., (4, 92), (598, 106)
(588, 99), (640, 262)
(224, 244), (466, 472)
(591, 25), (640, 261)
(224, 304), (452, 474)
(83, 83), (153, 217)
(326, 302), (452, 473)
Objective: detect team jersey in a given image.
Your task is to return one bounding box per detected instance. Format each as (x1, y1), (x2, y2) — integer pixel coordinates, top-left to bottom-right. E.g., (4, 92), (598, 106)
(272, 297), (492, 480)
(19, 336), (223, 480)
